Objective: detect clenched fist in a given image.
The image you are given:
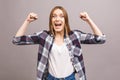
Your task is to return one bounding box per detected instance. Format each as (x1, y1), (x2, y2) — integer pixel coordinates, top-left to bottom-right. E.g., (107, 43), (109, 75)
(26, 13), (38, 23)
(80, 12), (90, 22)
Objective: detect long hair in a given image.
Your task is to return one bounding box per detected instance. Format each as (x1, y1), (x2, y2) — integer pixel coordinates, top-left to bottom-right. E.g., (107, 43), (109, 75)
(49, 6), (71, 37)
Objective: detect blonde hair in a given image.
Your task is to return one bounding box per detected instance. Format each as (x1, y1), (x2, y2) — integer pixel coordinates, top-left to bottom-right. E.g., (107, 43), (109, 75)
(49, 6), (71, 37)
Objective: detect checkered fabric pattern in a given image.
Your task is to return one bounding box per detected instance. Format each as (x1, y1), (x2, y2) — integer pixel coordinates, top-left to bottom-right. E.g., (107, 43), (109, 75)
(12, 30), (106, 80)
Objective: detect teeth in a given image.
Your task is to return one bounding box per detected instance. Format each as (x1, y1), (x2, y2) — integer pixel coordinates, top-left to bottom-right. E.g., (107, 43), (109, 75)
(55, 23), (61, 26)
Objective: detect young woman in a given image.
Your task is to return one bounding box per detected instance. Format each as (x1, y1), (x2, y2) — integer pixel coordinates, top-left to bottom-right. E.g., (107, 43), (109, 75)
(12, 6), (106, 80)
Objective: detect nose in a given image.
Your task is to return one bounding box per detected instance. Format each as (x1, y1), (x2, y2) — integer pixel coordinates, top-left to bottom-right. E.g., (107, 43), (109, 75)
(56, 16), (60, 21)
(56, 17), (59, 20)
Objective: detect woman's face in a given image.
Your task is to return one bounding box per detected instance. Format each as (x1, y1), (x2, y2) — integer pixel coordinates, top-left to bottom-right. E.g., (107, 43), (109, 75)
(52, 9), (65, 33)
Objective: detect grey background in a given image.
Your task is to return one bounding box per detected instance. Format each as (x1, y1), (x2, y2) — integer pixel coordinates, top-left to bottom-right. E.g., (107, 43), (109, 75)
(0, 0), (120, 80)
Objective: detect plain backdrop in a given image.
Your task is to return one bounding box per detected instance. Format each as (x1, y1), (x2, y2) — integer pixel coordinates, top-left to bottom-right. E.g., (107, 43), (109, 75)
(0, 0), (120, 80)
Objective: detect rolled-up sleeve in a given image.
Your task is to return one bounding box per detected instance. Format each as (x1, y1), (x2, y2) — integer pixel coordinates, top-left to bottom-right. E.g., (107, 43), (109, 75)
(12, 31), (43, 45)
(75, 30), (106, 44)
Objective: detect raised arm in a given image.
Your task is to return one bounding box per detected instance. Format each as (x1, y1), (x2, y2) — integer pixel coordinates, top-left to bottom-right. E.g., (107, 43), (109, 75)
(79, 12), (106, 44)
(13, 13), (41, 45)
(80, 12), (103, 36)
(15, 13), (38, 37)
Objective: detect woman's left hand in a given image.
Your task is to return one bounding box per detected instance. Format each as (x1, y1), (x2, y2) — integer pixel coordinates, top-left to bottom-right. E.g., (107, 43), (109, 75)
(80, 12), (90, 22)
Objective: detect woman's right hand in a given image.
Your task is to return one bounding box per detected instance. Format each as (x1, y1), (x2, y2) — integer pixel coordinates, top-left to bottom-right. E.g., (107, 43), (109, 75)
(15, 13), (38, 37)
(26, 13), (38, 23)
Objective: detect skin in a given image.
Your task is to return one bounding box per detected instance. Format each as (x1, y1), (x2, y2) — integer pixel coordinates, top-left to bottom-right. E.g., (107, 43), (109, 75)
(15, 9), (103, 46)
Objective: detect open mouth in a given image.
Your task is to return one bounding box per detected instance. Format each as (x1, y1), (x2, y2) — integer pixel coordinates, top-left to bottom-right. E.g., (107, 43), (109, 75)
(55, 23), (62, 26)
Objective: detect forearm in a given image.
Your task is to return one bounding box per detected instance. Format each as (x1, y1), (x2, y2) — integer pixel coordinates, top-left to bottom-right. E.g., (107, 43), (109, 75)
(86, 18), (103, 36)
(80, 12), (103, 36)
(15, 20), (30, 37)
(15, 13), (38, 37)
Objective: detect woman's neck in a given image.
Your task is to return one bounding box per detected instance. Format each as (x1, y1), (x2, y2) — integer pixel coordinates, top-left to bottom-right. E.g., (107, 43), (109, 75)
(55, 30), (64, 38)
(54, 32), (64, 46)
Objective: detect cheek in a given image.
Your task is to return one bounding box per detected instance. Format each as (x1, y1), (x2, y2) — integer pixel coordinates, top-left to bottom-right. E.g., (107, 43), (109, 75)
(62, 19), (65, 25)
(61, 18), (65, 23)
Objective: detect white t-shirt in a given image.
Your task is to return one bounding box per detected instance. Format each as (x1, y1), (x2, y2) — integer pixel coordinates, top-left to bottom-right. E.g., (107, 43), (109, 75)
(48, 43), (74, 78)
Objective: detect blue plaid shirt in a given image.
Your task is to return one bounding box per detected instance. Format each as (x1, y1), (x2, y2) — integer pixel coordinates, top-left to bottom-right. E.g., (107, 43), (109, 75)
(12, 30), (106, 80)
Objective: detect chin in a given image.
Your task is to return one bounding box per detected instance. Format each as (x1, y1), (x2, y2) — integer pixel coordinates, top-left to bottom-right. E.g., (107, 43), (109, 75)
(54, 29), (64, 33)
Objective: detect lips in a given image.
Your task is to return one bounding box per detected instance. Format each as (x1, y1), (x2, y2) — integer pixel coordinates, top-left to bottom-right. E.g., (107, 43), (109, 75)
(55, 23), (62, 26)
(53, 22), (64, 32)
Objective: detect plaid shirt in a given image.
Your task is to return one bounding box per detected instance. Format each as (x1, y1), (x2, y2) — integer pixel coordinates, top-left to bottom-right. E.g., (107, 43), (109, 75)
(12, 30), (106, 80)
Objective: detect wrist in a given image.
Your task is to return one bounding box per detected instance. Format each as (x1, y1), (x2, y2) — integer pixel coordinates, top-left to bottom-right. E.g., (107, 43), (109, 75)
(25, 19), (31, 24)
(86, 17), (92, 23)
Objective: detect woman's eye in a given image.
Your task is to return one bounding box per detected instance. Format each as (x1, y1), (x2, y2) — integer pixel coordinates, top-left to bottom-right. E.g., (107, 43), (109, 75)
(60, 15), (64, 18)
(52, 15), (56, 18)
(52, 14), (64, 18)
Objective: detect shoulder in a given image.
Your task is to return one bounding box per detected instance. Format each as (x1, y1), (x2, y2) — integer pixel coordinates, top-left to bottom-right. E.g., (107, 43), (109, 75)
(35, 30), (50, 36)
(35, 30), (51, 39)
(69, 30), (84, 35)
